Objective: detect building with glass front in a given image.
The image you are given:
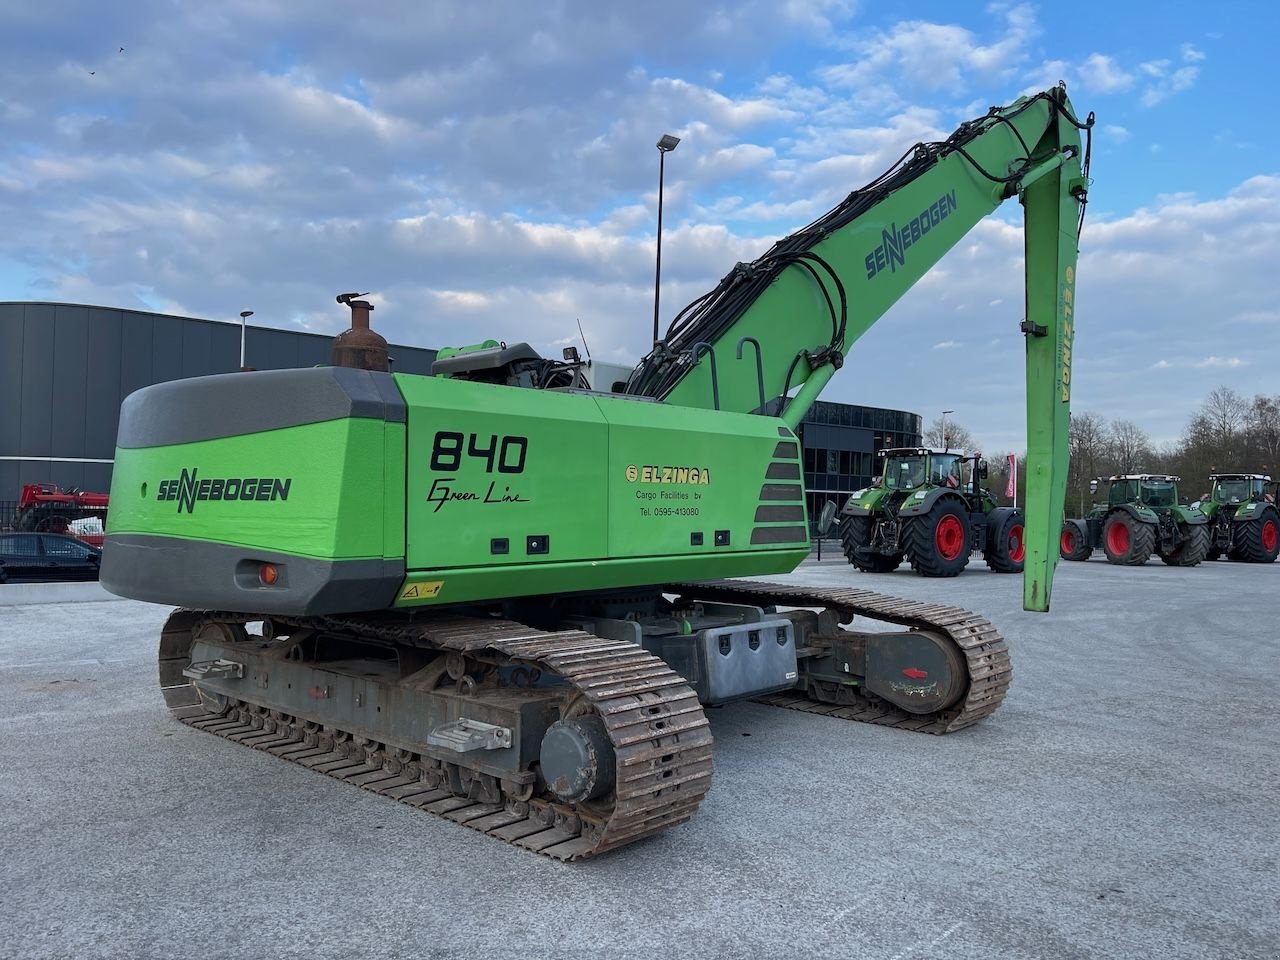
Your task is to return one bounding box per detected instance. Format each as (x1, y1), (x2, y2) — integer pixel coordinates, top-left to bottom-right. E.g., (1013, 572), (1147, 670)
(798, 400), (923, 523)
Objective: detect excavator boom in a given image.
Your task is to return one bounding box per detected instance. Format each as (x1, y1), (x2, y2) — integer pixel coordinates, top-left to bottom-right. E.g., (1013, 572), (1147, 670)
(627, 85), (1092, 610)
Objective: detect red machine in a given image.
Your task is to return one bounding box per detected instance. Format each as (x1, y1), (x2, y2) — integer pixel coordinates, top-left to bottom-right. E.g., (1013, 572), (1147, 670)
(15, 483), (110, 545)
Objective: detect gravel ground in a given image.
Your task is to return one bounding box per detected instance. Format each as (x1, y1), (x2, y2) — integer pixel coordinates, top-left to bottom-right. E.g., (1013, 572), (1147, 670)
(1, 555), (1276, 960)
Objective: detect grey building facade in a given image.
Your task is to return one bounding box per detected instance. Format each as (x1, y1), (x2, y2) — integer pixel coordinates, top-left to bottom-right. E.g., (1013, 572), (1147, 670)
(1, 302), (437, 496)
(798, 400), (923, 522)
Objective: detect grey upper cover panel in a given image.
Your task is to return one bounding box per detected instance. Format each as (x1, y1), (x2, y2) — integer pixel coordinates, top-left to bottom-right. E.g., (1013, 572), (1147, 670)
(116, 367), (406, 449)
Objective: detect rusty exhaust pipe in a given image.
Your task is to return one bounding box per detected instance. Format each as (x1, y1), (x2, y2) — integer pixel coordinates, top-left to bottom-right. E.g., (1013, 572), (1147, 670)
(332, 291), (389, 372)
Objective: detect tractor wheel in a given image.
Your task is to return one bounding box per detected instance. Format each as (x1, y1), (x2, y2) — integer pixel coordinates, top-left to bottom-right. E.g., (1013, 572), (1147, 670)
(1101, 513), (1155, 565)
(1160, 524), (1209, 567)
(34, 513), (72, 535)
(1060, 523), (1093, 561)
(984, 512), (1025, 573)
(1233, 509), (1280, 563)
(838, 516), (902, 572)
(0, 566), (7, 585)
(903, 500), (971, 577)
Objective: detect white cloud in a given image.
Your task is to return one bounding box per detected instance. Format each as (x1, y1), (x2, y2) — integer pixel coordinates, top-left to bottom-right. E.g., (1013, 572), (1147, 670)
(1153, 356), (1248, 370)
(1102, 124), (1131, 142)
(652, 78), (796, 129)
(1019, 58), (1071, 95)
(1022, 43), (1203, 116)
(822, 4), (1038, 103)
(1138, 58), (1201, 107)
(932, 340), (960, 349)
(696, 143), (777, 178)
(1077, 53), (1134, 93)
(1231, 309), (1280, 327)
(778, 0), (856, 33)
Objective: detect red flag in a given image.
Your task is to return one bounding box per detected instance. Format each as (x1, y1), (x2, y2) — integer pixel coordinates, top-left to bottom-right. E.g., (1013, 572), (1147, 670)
(1005, 454), (1016, 498)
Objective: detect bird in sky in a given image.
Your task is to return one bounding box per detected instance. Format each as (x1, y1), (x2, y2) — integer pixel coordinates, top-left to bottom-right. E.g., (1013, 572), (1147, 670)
(88, 46), (124, 75)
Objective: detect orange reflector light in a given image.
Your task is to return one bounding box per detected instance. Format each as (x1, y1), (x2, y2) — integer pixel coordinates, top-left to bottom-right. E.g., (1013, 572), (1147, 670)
(259, 563), (279, 586)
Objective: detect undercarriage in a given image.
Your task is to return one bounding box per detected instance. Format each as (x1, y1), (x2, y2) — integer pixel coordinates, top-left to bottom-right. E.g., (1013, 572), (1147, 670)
(160, 579), (1011, 860)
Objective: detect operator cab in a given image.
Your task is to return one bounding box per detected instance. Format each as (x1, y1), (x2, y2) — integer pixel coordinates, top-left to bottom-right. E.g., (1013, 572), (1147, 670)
(879, 448), (964, 491)
(1108, 474), (1179, 508)
(431, 340), (586, 389)
(430, 340), (639, 397)
(1208, 473), (1272, 505)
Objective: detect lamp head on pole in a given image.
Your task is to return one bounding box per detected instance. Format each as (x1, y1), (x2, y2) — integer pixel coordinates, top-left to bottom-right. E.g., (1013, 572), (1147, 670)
(656, 134), (680, 153)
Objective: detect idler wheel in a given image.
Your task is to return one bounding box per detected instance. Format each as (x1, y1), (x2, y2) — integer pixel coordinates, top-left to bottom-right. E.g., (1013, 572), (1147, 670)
(540, 715), (615, 803)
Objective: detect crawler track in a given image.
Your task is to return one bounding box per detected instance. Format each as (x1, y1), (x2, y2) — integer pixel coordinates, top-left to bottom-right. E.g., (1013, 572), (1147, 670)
(159, 610), (713, 861)
(669, 579), (1012, 734)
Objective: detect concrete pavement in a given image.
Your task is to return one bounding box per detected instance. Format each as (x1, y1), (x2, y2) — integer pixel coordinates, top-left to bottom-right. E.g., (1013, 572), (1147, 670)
(0, 555), (1276, 959)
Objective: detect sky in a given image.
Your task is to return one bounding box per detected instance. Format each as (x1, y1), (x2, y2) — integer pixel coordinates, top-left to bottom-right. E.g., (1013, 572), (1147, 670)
(2, 0), (1278, 454)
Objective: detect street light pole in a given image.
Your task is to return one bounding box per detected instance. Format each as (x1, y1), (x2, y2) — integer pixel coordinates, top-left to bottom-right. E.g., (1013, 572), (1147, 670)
(239, 310), (254, 370)
(653, 133), (680, 346)
(941, 409), (955, 451)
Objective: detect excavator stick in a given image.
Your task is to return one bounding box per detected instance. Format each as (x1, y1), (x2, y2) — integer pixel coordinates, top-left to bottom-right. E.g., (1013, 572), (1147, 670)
(1021, 88), (1091, 611)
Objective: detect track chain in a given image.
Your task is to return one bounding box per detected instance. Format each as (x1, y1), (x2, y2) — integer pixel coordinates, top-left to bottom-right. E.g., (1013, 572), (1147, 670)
(668, 579), (1012, 734)
(159, 610), (713, 860)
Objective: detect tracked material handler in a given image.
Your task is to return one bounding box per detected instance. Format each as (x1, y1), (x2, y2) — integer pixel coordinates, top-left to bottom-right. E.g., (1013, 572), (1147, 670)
(1194, 474), (1280, 563)
(839, 447), (1024, 576)
(102, 86), (1092, 859)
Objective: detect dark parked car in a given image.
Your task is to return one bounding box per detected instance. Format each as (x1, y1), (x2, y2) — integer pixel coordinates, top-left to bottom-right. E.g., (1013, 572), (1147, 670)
(0, 532), (102, 584)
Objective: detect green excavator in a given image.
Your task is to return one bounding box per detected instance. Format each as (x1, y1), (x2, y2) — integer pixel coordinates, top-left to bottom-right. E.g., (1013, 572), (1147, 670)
(102, 85), (1093, 860)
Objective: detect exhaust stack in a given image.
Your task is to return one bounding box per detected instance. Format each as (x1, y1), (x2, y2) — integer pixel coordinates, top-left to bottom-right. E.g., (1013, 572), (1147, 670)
(332, 291), (389, 372)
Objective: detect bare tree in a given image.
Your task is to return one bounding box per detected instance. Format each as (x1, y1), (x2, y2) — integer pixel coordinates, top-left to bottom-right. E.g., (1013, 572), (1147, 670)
(1052, 387), (1279, 503)
(983, 450), (1026, 505)
(1202, 386), (1249, 444)
(923, 417), (975, 452)
(1066, 411), (1110, 514)
(1245, 395), (1280, 472)
(1069, 411), (1109, 481)
(1182, 385), (1250, 478)
(1108, 419), (1153, 475)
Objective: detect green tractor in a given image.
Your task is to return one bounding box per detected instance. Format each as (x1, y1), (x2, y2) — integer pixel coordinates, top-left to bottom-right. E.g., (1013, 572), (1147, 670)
(1060, 474), (1209, 566)
(1192, 474), (1280, 563)
(838, 447), (1024, 577)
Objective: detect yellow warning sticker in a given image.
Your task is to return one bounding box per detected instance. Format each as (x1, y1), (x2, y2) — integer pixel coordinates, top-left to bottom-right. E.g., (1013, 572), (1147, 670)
(400, 580), (444, 601)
